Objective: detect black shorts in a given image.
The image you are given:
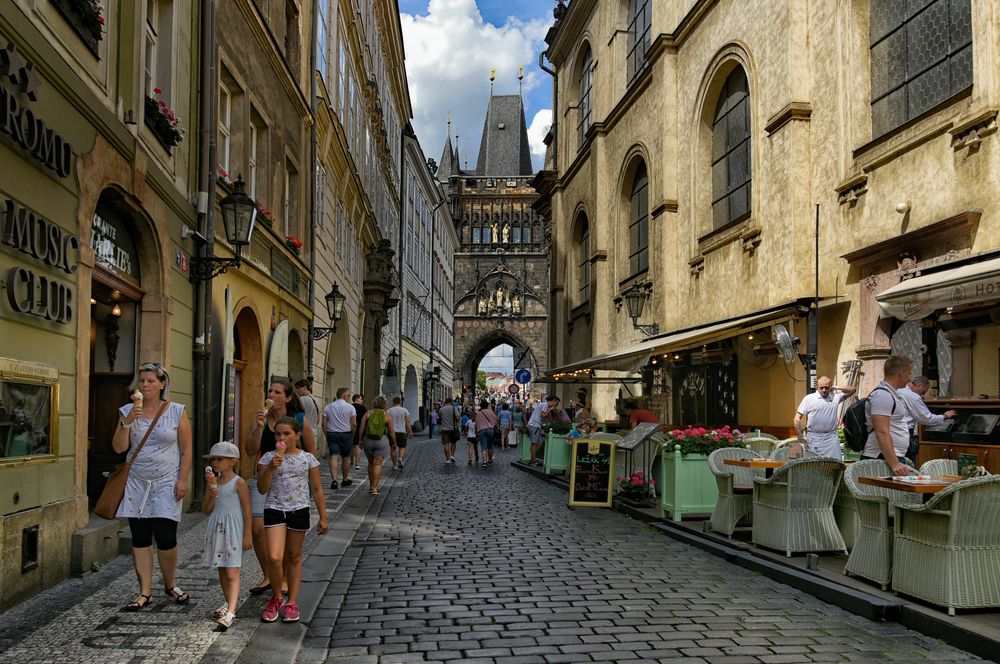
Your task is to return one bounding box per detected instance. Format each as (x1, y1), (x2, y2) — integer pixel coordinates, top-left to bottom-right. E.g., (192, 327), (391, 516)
(263, 507), (310, 532)
(443, 430), (460, 444)
(395, 432), (408, 448)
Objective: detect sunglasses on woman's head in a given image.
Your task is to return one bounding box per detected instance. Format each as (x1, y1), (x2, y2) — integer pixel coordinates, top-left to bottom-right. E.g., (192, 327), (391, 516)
(138, 362), (166, 376)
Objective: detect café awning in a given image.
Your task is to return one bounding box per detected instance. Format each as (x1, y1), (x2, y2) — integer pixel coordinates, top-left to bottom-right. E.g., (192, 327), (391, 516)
(545, 300), (813, 377)
(876, 256), (1000, 320)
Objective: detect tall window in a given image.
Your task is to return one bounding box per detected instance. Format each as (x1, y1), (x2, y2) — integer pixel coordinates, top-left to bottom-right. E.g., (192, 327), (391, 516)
(248, 121), (258, 198)
(144, 1), (158, 94)
(472, 225), (481, 244)
(577, 216), (590, 303)
(577, 46), (593, 148)
(628, 161), (649, 276)
(218, 82), (232, 173)
(711, 67), (751, 230)
(317, 0), (329, 82)
(626, 0), (652, 83)
(870, 0), (972, 137)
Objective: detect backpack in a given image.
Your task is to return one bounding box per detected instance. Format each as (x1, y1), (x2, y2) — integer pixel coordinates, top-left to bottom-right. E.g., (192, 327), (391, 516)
(842, 386), (896, 452)
(366, 409), (387, 438)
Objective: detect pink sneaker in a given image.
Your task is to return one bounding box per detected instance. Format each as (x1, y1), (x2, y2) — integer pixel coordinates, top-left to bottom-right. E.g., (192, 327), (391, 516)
(281, 602), (300, 622)
(261, 595), (284, 623)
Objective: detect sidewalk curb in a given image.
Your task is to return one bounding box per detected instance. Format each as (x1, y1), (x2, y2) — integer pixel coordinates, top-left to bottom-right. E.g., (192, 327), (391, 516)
(510, 458), (1000, 663)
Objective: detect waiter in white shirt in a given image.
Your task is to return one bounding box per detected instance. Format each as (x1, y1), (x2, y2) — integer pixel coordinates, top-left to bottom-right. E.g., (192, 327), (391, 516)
(793, 376), (857, 459)
(897, 375), (957, 460)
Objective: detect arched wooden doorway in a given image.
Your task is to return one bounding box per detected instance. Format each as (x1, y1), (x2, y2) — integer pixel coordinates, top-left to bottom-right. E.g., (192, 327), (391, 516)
(234, 306), (264, 478)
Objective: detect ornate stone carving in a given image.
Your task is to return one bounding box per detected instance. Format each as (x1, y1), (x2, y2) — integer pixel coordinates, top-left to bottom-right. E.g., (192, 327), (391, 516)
(862, 274), (879, 294)
(949, 109), (998, 152)
(835, 174), (869, 207)
(689, 255), (705, 277)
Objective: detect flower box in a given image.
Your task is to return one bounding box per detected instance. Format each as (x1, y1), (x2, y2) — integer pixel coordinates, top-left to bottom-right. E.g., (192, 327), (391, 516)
(52, 0), (103, 56)
(144, 90), (184, 150)
(542, 431), (569, 475)
(660, 445), (718, 522)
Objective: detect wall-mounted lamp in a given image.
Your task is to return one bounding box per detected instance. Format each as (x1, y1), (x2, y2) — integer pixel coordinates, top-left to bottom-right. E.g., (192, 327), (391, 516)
(615, 283), (659, 336)
(312, 283), (347, 340)
(190, 176), (257, 281)
(895, 200), (911, 214)
(105, 304), (122, 372)
(384, 348), (399, 379)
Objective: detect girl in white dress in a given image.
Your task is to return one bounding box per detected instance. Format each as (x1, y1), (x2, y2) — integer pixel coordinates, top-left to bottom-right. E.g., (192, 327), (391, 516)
(202, 442), (251, 629)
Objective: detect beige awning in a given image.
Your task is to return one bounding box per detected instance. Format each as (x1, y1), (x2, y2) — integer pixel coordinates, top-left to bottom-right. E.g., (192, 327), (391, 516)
(877, 256), (1000, 320)
(546, 301), (810, 376)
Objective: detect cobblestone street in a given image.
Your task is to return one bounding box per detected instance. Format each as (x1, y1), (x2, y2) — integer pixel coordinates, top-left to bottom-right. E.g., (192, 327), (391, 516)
(301, 439), (982, 664)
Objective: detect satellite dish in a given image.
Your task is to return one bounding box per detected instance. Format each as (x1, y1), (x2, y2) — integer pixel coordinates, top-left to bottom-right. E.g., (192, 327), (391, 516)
(773, 324), (800, 364)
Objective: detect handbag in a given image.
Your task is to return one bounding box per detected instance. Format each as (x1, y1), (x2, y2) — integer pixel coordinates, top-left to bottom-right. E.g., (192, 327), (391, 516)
(95, 401), (169, 520)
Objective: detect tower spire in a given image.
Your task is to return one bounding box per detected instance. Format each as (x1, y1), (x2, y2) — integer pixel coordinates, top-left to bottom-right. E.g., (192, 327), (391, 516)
(489, 67), (496, 96)
(518, 66), (524, 97)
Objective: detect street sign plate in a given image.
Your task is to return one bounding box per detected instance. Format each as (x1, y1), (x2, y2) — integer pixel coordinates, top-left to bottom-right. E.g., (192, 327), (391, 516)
(513, 347), (532, 370)
(507, 384), (520, 395)
(514, 368), (532, 384)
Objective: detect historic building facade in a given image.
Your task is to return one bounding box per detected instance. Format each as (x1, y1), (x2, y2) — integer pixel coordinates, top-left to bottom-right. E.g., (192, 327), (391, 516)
(538, 0), (1000, 430)
(313, 0), (408, 404)
(438, 95), (549, 401)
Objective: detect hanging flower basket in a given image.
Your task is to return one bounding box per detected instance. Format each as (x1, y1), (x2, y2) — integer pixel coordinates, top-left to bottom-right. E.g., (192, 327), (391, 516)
(144, 88), (185, 149)
(284, 235), (304, 255)
(52, 0), (104, 55)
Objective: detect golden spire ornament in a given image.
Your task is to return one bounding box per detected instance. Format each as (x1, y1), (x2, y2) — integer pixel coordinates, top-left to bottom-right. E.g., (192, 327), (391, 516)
(490, 67), (496, 95)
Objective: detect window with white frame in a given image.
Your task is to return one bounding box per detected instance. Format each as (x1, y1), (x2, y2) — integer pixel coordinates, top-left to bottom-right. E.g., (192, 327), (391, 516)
(218, 82), (232, 173)
(317, 0), (330, 82)
(144, 1), (158, 95)
(248, 120), (259, 198)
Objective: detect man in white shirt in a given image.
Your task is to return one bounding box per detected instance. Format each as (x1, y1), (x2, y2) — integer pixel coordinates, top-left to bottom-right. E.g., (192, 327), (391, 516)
(793, 376), (856, 459)
(898, 376), (957, 460)
(295, 379), (322, 435)
(386, 397), (413, 470)
(862, 355), (917, 476)
(322, 387), (356, 490)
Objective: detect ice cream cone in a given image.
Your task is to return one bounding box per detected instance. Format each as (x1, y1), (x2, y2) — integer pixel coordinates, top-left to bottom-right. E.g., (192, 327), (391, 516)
(264, 399), (275, 410)
(133, 389), (143, 407)
(276, 441), (286, 458)
(205, 465), (217, 486)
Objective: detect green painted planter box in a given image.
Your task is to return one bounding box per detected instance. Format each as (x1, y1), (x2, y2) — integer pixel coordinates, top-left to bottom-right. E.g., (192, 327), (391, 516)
(543, 432), (570, 475)
(519, 430), (532, 463)
(660, 446), (718, 522)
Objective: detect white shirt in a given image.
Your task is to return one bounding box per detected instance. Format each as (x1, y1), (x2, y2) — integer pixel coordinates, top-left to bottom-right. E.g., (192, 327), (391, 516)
(796, 391), (847, 433)
(527, 405), (543, 428)
(387, 405), (410, 433)
(897, 386), (946, 432)
(323, 398), (356, 433)
(863, 381), (909, 459)
(299, 393), (321, 431)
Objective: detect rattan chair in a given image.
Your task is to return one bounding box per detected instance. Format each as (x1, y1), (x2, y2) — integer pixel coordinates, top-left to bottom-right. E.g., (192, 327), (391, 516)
(770, 442), (820, 461)
(918, 458), (957, 476)
(744, 433), (779, 457)
(892, 475), (1000, 615)
(842, 460), (921, 589)
(752, 457), (847, 557)
(708, 447), (757, 537)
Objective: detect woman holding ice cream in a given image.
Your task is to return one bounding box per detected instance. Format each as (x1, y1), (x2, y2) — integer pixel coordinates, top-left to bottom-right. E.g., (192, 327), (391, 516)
(243, 379), (317, 594)
(111, 362), (192, 611)
(257, 417), (327, 623)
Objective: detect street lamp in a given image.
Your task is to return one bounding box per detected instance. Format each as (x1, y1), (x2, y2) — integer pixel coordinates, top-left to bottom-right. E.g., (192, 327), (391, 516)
(616, 283), (660, 336)
(190, 176), (257, 281)
(384, 348), (399, 378)
(312, 283), (346, 340)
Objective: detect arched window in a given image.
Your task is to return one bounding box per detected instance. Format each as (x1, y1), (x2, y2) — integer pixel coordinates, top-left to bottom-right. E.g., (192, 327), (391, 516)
(627, 0), (652, 83)
(472, 224), (481, 244)
(511, 223), (521, 244)
(711, 67), (751, 230)
(628, 160), (649, 276)
(576, 215), (590, 303)
(870, 0), (972, 137)
(577, 46), (593, 148)
(523, 223), (532, 244)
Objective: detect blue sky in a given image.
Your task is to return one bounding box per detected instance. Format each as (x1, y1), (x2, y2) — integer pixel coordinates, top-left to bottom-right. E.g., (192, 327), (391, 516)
(399, 0), (554, 172)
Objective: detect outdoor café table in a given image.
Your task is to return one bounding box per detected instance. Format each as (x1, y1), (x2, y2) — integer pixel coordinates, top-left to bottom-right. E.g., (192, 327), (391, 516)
(857, 475), (961, 504)
(724, 457), (784, 478)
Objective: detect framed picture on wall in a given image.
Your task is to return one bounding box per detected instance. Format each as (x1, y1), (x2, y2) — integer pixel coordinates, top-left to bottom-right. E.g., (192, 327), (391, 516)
(0, 358), (59, 461)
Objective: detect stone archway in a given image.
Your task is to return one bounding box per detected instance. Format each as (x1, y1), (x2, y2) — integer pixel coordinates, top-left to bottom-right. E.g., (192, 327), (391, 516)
(460, 328), (536, 404)
(234, 306), (264, 478)
(404, 364), (419, 418)
(322, 318), (352, 404)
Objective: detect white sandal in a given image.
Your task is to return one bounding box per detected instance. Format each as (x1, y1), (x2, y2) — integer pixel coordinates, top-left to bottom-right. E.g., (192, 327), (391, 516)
(212, 604), (228, 619)
(217, 611), (235, 629)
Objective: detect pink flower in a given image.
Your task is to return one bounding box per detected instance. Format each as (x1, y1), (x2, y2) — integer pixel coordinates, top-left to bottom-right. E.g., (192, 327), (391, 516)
(649, 479), (655, 486)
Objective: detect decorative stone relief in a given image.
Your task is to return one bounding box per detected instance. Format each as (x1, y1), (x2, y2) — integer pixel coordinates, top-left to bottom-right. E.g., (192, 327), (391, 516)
(836, 174), (869, 207)
(862, 274), (879, 295)
(689, 255), (705, 277)
(949, 109), (998, 152)
(741, 228), (762, 255)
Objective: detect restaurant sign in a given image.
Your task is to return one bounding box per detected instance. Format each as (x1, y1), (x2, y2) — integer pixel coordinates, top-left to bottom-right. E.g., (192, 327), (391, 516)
(1, 199), (78, 324)
(92, 206), (139, 281)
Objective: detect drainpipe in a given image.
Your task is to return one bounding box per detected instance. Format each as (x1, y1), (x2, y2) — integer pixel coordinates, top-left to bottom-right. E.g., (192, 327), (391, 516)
(306, 0), (319, 381)
(426, 196), (445, 423)
(538, 50), (557, 173)
(398, 123), (416, 399)
(193, 0), (218, 507)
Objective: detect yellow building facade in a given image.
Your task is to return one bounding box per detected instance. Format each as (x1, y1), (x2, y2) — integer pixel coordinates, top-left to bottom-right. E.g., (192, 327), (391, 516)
(540, 0), (1000, 430)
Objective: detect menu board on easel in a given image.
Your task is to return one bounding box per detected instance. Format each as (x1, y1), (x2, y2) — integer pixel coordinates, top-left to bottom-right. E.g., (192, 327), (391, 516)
(568, 439), (616, 507)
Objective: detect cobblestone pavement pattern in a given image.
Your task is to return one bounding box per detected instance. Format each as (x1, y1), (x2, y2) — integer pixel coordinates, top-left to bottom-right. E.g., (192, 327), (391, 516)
(0, 455), (371, 664)
(310, 439), (982, 664)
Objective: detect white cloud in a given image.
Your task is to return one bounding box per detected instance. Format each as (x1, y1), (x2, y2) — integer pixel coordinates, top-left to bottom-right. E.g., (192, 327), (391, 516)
(526, 109), (552, 163)
(401, 0), (550, 172)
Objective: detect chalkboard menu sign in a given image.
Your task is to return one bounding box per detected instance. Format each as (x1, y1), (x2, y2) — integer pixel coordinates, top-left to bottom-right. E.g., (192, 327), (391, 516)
(568, 439), (617, 507)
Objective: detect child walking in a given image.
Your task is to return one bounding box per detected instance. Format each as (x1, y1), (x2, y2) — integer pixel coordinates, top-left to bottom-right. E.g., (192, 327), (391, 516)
(257, 417), (327, 623)
(202, 441), (252, 630)
(465, 408), (478, 465)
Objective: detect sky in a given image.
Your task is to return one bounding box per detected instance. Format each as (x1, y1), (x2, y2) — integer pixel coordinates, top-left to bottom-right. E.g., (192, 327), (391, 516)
(399, 0), (554, 173)
(478, 344), (514, 374)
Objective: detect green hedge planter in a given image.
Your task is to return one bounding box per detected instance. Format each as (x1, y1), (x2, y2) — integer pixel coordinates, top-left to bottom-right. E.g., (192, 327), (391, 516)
(543, 432), (569, 475)
(660, 445), (719, 522)
(519, 430), (532, 463)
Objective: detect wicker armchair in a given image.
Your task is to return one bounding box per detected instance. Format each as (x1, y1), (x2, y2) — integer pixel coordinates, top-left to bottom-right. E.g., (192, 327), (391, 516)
(708, 447), (757, 537)
(770, 443), (820, 461)
(919, 458), (957, 476)
(892, 475), (1000, 615)
(842, 460), (921, 589)
(744, 433), (779, 457)
(752, 457), (847, 557)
